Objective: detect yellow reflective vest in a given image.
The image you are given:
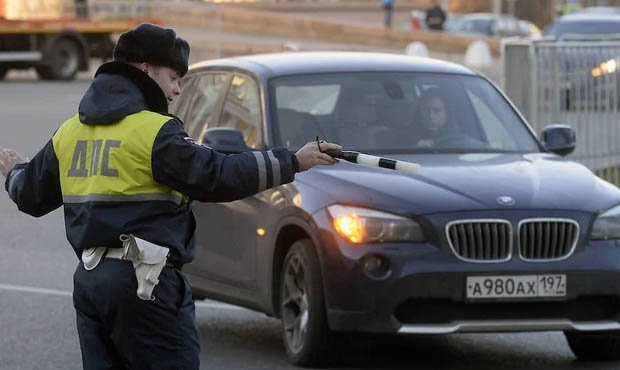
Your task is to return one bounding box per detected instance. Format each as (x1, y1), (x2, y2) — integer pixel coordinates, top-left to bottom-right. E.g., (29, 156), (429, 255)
(53, 111), (185, 206)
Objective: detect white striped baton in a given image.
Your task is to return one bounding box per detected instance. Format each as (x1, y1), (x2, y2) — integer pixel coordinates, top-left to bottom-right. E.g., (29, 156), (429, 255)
(324, 149), (420, 175)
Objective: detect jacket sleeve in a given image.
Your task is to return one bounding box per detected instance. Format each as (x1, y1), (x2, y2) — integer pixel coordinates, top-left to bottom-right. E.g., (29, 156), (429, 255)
(151, 119), (300, 202)
(4, 140), (63, 217)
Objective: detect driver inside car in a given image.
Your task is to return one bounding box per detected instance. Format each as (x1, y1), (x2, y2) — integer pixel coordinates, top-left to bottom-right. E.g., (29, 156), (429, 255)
(413, 89), (458, 148)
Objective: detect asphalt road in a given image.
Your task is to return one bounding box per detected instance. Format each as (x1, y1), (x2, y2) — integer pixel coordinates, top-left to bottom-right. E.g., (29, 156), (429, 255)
(1, 79), (619, 370)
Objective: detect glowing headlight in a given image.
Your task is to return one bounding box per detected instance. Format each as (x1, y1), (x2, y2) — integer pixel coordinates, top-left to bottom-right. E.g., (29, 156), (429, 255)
(592, 58), (619, 78)
(327, 205), (425, 244)
(591, 204), (620, 240)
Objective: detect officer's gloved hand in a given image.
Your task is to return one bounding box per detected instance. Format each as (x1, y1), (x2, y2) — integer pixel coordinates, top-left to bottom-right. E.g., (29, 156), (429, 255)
(0, 148), (26, 177)
(295, 141), (342, 171)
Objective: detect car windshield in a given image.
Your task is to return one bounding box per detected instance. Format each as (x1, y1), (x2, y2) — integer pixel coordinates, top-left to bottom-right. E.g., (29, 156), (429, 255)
(544, 20), (620, 38)
(467, 19), (495, 35)
(270, 73), (541, 154)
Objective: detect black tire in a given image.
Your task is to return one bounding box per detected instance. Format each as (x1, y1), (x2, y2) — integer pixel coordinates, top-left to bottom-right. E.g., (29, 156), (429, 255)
(279, 239), (336, 367)
(36, 38), (81, 80)
(564, 330), (620, 361)
(0, 67), (7, 80)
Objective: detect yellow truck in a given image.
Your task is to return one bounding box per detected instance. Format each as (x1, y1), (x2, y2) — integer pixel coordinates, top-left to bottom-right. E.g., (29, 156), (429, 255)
(0, 0), (155, 80)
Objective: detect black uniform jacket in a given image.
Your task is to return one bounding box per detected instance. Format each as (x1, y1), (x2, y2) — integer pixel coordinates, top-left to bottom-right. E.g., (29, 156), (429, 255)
(4, 62), (299, 266)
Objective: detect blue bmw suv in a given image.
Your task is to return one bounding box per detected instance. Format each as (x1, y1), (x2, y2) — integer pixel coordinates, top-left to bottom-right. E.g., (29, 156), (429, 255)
(170, 52), (620, 366)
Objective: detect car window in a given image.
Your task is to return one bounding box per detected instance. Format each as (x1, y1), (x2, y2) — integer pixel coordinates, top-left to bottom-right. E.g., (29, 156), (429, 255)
(170, 72), (230, 140)
(467, 91), (519, 150)
(544, 19), (620, 38)
(270, 73), (541, 154)
(471, 19), (494, 35)
(460, 18), (494, 36)
(276, 85), (340, 115)
(219, 74), (262, 149)
(464, 78), (540, 151)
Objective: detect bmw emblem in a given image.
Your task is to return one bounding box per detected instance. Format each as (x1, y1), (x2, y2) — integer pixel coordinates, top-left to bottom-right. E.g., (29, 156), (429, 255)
(497, 196), (515, 206)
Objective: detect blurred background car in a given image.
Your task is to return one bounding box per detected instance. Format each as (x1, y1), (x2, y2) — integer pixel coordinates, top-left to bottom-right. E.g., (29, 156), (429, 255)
(542, 13), (620, 111)
(544, 13), (620, 40)
(444, 12), (539, 38)
(575, 5), (620, 15)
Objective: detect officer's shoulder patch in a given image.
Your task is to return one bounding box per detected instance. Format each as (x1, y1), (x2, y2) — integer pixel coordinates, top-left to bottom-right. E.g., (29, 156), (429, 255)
(183, 137), (211, 149)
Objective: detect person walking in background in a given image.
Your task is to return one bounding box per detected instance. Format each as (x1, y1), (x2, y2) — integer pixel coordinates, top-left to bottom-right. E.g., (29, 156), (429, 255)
(562, 0), (582, 15)
(75, 0), (88, 18)
(383, 0), (394, 28)
(425, 0), (446, 30)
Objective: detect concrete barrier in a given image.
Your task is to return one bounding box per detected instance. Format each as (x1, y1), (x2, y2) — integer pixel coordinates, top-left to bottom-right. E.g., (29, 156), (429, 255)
(465, 40), (493, 68)
(190, 40), (288, 61)
(238, 0), (435, 13)
(157, 5), (501, 56)
(405, 41), (429, 57)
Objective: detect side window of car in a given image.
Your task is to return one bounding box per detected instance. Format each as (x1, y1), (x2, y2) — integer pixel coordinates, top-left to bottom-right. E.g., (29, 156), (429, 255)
(170, 72), (230, 140)
(219, 74), (262, 149)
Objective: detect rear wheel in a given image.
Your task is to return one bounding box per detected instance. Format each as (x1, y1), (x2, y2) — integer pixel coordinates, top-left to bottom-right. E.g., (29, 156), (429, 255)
(279, 239), (337, 366)
(564, 330), (620, 361)
(36, 38), (81, 80)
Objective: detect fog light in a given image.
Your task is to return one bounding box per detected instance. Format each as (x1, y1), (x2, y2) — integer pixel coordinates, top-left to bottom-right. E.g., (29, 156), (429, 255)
(361, 254), (391, 279)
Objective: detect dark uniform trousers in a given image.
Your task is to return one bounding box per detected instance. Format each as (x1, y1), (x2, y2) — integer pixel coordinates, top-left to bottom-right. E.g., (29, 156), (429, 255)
(73, 258), (200, 370)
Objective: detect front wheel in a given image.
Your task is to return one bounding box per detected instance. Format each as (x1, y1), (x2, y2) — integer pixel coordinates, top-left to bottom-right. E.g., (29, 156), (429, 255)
(280, 239), (337, 366)
(564, 330), (620, 361)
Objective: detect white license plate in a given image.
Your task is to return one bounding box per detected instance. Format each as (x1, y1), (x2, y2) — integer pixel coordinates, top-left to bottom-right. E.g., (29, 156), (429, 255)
(466, 274), (566, 299)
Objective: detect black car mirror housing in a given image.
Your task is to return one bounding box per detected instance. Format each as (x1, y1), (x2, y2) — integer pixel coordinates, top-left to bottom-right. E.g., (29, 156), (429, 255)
(541, 124), (576, 156)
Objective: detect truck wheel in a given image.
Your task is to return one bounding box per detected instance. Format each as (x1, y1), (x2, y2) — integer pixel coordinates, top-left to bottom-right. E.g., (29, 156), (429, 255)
(565, 330), (620, 360)
(36, 38), (81, 80)
(279, 239), (337, 366)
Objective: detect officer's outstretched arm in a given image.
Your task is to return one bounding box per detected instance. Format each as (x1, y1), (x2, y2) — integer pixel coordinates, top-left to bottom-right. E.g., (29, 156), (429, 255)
(152, 120), (301, 202)
(2, 141), (62, 216)
(152, 121), (341, 202)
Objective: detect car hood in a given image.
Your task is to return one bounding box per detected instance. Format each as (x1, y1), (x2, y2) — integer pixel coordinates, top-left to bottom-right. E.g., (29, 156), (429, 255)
(299, 153), (620, 215)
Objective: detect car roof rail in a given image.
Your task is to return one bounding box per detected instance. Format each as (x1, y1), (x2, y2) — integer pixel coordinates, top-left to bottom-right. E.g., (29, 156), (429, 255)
(558, 33), (620, 41)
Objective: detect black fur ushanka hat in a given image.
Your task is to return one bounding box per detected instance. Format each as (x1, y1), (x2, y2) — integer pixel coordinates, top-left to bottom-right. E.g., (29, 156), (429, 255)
(113, 23), (190, 77)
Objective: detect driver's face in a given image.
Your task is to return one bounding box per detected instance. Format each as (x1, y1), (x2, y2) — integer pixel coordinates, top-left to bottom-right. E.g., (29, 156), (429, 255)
(423, 97), (448, 133)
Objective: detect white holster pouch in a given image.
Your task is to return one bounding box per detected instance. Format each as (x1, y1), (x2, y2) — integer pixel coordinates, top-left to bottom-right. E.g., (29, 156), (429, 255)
(81, 247), (107, 271)
(120, 234), (170, 301)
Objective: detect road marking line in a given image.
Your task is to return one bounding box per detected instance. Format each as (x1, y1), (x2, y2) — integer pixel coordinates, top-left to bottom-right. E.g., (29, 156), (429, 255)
(0, 283), (248, 311)
(0, 283), (71, 297)
(195, 300), (248, 311)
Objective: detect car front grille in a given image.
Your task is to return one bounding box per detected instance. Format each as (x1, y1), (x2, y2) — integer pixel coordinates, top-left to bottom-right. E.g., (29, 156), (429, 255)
(446, 218), (579, 262)
(518, 219), (579, 261)
(446, 220), (512, 262)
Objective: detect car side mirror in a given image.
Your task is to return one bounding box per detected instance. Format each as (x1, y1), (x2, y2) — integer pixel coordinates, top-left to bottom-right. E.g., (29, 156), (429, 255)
(541, 124), (576, 156)
(203, 127), (250, 154)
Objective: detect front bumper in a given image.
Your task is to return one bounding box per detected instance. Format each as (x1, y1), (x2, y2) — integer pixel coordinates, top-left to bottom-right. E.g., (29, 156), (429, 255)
(312, 209), (620, 334)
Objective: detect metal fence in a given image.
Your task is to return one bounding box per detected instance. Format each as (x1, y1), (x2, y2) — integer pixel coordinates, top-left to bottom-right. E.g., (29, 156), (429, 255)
(504, 38), (620, 185)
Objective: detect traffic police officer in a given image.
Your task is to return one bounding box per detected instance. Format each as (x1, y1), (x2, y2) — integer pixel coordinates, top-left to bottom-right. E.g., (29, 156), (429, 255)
(0, 23), (341, 370)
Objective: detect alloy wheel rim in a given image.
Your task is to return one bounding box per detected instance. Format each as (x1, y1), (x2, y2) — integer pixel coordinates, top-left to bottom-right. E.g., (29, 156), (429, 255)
(281, 254), (309, 354)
